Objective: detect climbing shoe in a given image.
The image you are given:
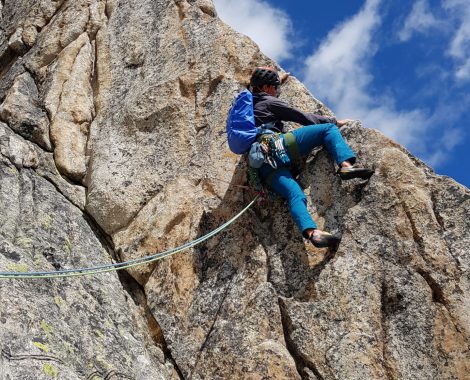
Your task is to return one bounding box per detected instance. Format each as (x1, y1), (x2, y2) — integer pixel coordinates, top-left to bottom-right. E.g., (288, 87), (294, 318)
(308, 229), (341, 248)
(337, 166), (374, 180)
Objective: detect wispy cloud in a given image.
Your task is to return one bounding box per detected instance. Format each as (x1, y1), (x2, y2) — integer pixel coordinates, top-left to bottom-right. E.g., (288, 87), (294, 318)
(443, 0), (470, 80)
(398, 0), (442, 42)
(426, 121), (465, 167)
(396, 0), (470, 82)
(215, 0), (466, 168)
(213, 0), (294, 62)
(303, 0), (429, 149)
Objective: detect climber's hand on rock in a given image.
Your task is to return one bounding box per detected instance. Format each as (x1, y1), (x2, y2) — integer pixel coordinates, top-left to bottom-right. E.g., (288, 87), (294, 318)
(280, 72), (290, 84)
(336, 119), (354, 127)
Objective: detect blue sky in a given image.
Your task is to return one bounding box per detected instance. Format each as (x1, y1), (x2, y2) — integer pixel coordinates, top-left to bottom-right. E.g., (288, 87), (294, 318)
(213, 0), (470, 188)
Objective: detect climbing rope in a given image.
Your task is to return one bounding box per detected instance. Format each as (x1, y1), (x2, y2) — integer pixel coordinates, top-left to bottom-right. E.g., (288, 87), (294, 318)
(0, 197), (258, 280)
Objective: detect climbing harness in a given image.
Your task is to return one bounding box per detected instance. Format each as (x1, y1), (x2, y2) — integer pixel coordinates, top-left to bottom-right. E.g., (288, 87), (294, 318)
(283, 132), (302, 170)
(0, 197), (258, 280)
(268, 133), (290, 166)
(249, 131), (303, 189)
(248, 133), (288, 170)
(249, 132), (302, 170)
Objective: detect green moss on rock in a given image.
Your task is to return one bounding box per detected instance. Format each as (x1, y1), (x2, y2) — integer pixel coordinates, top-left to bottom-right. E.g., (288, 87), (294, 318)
(33, 341), (50, 353)
(43, 363), (58, 378)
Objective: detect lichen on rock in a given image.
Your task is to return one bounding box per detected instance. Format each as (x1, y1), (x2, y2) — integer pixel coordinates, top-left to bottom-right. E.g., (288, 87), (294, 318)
(0, 0), (469, 379)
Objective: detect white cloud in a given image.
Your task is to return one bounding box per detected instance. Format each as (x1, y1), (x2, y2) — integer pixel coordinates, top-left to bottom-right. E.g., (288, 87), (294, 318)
(213, 0), (293, 62)
(442, 128), (464, 151)
(426, 150), (447, 168)
(425, 124), (464, 167)
(303, 0), (429, 148)
(214, 0), (466, 168)
(455, 60), (470, 80)
(398, 0), (441, 42)
(397, 0), (470, 82)
(443, 0), (470, 80)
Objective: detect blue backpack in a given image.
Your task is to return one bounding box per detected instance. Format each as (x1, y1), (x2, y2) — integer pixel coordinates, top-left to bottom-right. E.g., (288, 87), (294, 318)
(226, 90), (258, 154)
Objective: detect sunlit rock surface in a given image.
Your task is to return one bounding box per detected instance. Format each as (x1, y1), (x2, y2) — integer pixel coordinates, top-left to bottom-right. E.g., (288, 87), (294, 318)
(1, 1), (469, 379)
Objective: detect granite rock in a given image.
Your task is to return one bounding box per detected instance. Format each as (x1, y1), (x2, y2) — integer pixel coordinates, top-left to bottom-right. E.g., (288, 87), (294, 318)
(0, 0), (469, 379)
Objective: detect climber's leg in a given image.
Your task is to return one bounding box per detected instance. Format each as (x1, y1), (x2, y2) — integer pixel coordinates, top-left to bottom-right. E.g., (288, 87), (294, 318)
(292, 123), (356, 165)
(291, 123), (374, 180)
(262, 168), (317, 233)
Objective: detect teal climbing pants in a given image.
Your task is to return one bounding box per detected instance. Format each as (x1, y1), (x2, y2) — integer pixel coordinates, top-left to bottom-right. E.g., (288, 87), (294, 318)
(259, 123), (356, 235)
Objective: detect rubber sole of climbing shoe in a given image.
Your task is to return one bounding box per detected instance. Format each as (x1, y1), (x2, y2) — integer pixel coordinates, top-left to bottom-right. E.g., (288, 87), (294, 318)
(337, 167), (374, 180)
(309, 231), (341, 248)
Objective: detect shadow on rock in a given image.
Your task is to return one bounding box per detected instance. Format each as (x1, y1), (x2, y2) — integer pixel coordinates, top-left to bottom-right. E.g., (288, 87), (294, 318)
(193, 152), (352, 303)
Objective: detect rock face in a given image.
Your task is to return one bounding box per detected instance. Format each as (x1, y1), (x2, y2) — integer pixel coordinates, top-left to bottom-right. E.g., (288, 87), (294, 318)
(0, 1), (469, 379)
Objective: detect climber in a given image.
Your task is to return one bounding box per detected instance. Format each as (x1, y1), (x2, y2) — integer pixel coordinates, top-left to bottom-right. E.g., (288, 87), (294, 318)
(248, 66), (373, 248)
